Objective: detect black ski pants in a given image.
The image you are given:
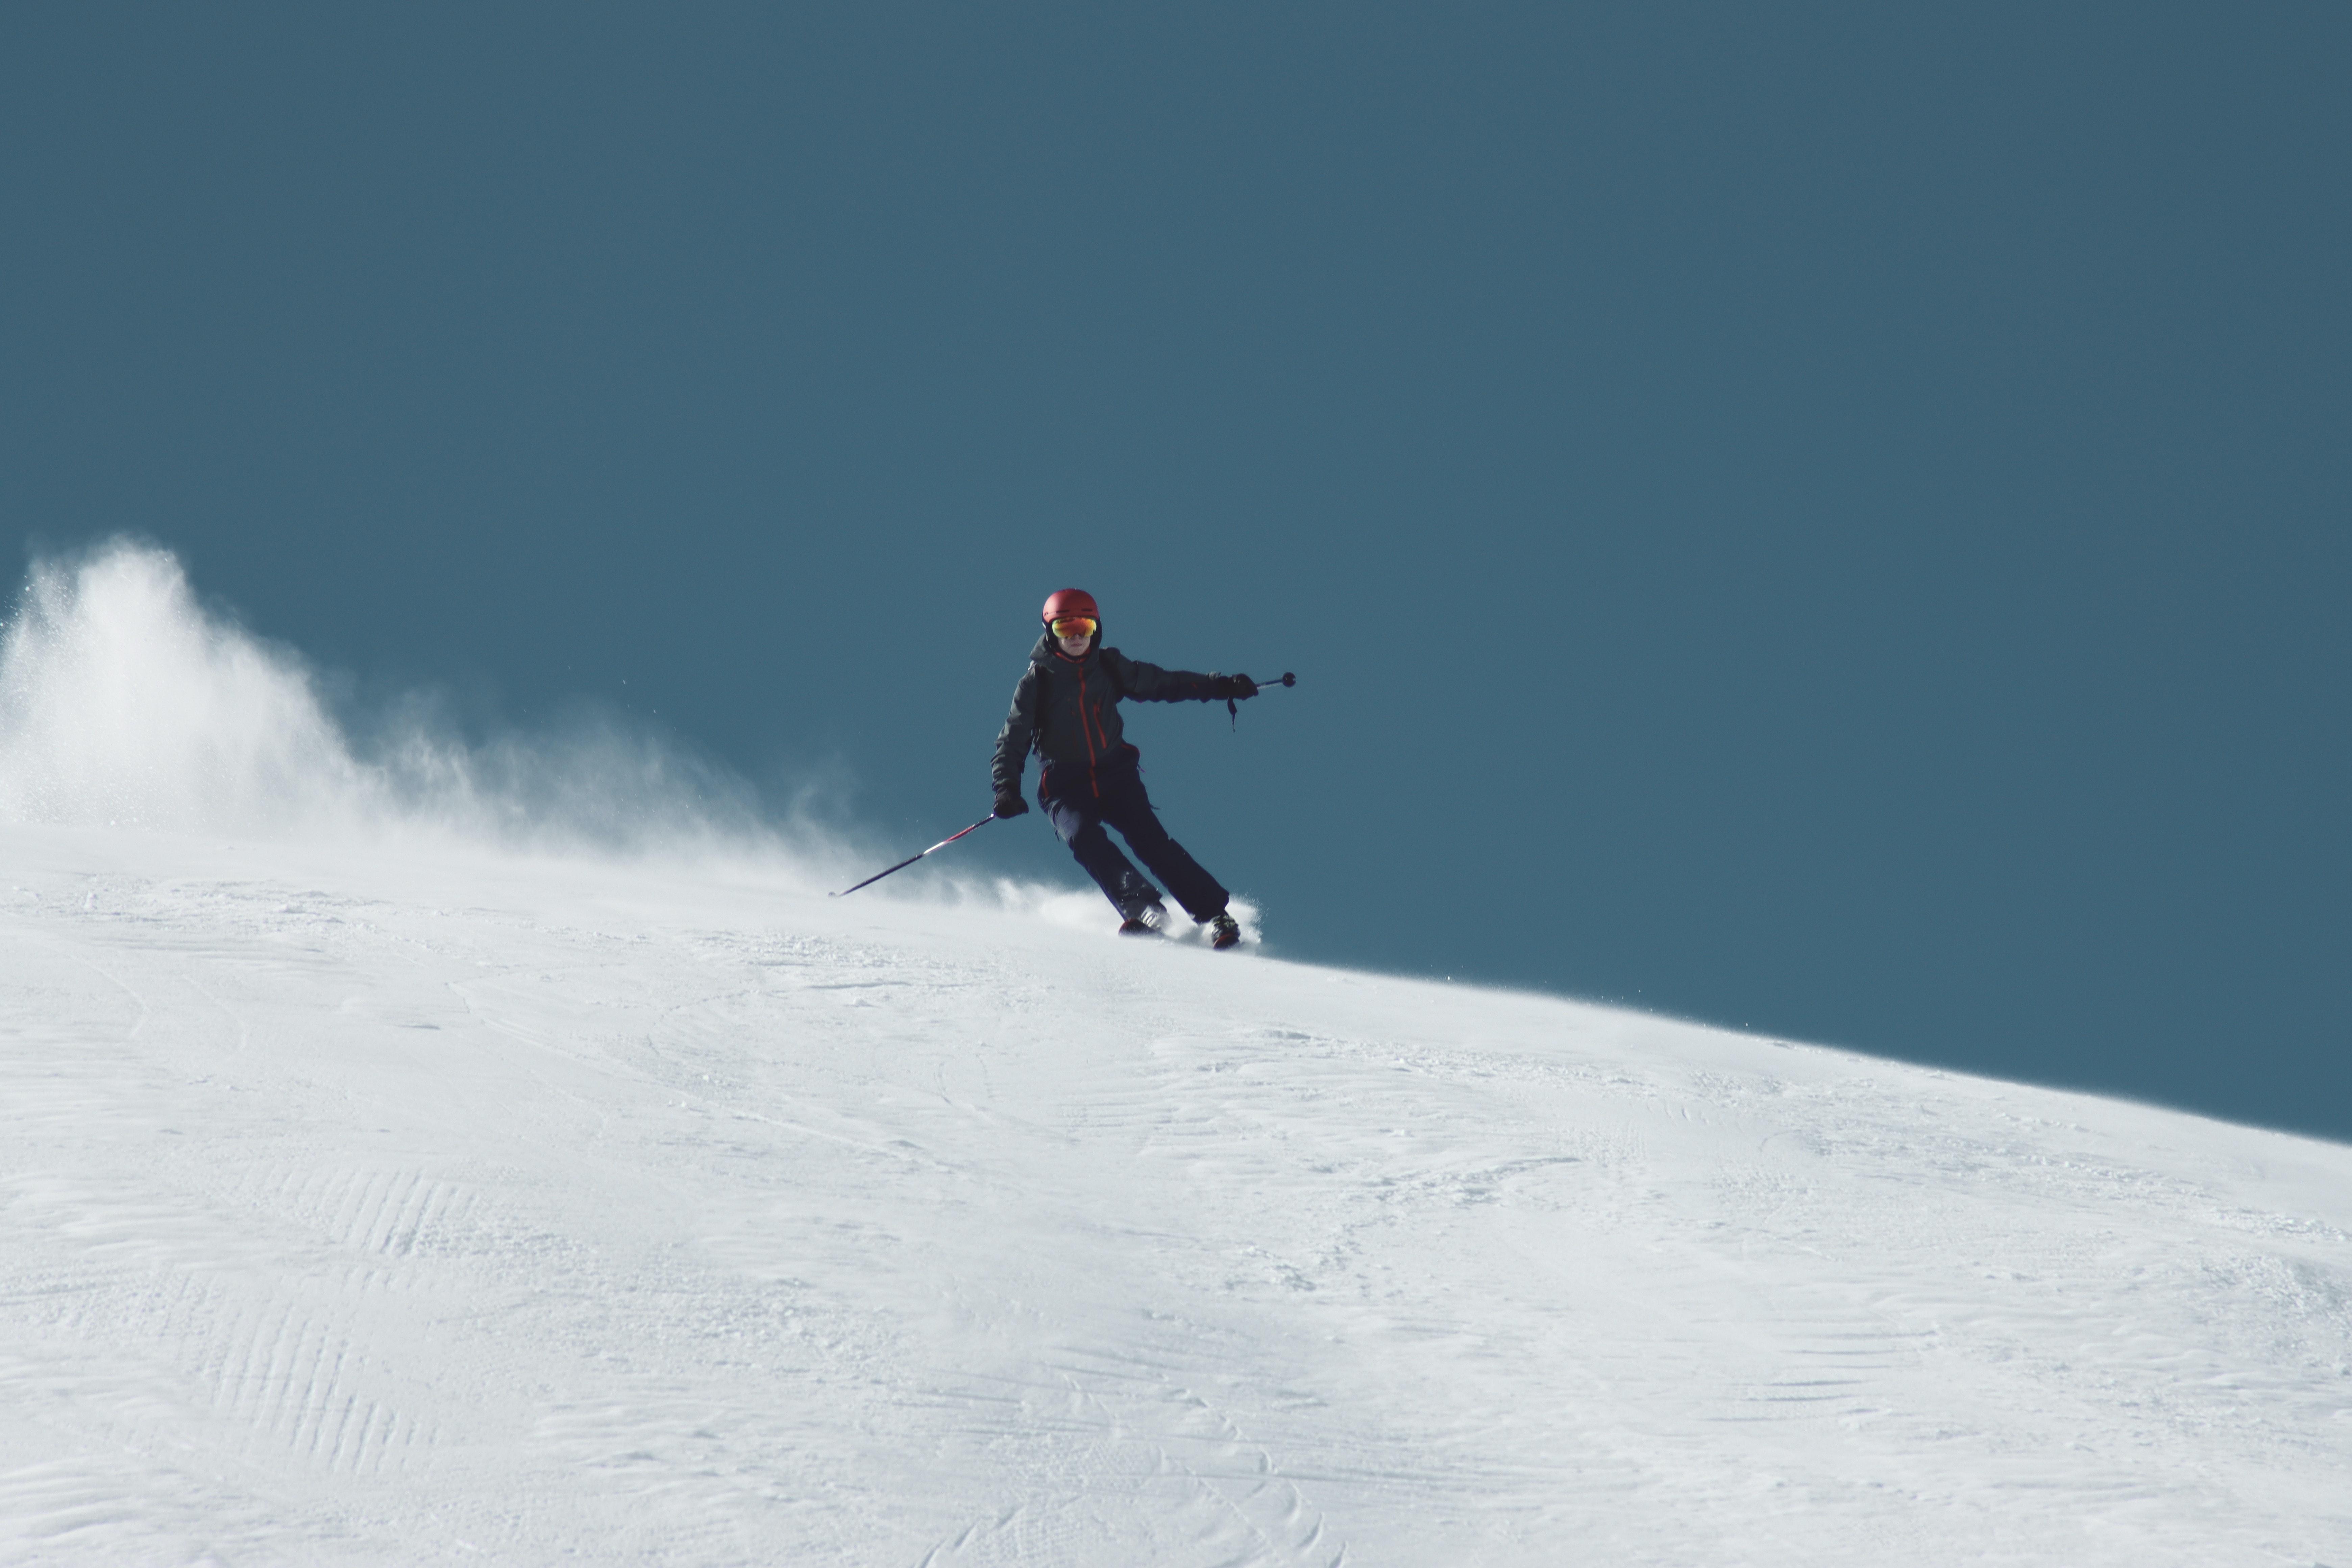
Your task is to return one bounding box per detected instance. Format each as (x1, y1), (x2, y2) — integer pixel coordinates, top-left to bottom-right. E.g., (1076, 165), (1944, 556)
(1040, 753), (1228, 923)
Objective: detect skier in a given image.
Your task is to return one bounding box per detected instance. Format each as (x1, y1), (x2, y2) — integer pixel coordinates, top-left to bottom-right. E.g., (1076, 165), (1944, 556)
(991, 589), (1257, 948)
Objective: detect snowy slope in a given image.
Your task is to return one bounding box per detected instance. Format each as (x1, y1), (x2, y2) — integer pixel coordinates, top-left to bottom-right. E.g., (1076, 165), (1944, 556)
(4, 823), (2349, 1568)
(3, 545), (2350, 1565)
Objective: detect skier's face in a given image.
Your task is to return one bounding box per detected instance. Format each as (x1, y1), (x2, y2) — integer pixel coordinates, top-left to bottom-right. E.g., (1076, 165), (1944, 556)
(1056, 628), (1092, 657)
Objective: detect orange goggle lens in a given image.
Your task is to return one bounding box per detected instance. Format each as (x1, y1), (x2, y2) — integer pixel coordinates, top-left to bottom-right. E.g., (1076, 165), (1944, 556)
(1050, 616), (1098, 639)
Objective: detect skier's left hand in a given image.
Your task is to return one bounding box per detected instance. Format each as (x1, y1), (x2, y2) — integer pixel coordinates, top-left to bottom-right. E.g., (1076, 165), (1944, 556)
(1211, 674), (1258, 700)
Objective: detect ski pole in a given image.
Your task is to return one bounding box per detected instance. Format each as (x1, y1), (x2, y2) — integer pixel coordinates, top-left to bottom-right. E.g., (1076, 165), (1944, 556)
(829, 814), (998, 898)
(1227, 671), (1297, 726)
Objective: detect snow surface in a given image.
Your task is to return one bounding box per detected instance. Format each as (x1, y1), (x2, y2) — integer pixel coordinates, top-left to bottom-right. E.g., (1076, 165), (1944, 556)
(3, 545), (2350, 1565)
(7, 826), (2351, 1567)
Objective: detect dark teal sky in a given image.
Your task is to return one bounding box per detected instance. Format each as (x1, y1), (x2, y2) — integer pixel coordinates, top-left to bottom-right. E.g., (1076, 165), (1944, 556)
(5, 6), (2346, 1138)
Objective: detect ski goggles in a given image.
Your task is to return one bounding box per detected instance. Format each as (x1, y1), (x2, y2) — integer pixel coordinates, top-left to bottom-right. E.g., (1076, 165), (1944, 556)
(1049, 616), (1098, 639)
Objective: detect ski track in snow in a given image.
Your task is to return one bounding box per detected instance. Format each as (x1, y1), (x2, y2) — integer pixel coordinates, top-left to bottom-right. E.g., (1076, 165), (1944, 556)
(1, 824), (2348, 1566)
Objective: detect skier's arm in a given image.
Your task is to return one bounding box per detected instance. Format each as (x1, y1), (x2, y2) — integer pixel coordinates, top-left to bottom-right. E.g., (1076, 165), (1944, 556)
(1101, 648), (1218, 703)
(990, 667), (1042, 797)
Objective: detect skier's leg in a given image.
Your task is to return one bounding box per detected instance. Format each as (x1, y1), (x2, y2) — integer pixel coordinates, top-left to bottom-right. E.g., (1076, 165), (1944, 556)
(1043, 791), (1165, 919)
(1097, 771), (1229, 923)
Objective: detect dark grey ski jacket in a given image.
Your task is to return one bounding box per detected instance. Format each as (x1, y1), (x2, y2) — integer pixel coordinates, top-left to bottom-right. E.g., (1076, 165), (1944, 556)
(992, 631), (1220, 801)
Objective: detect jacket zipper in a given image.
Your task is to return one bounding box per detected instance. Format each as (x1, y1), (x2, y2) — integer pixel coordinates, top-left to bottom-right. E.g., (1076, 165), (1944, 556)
(1078, 659), (1103, 798)
(1056, 650), (1106, 800)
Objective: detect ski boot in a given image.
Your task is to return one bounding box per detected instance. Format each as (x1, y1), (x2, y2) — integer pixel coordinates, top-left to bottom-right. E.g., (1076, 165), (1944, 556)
(1207, 910), (1242, 950)
(1119, 900), (1168, 936)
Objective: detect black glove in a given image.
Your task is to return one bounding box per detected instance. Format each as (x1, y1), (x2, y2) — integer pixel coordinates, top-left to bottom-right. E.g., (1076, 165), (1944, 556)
(1209, 674), (1259, 700)
(993, 791), (1029, 818)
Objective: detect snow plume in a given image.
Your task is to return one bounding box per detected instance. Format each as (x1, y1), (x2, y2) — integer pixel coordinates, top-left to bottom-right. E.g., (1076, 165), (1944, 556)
(0, 540), (774, 854)
(0, 539), (1223, 924)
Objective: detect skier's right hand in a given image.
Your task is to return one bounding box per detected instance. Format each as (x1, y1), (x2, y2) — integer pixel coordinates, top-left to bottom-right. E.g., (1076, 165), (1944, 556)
(993, 792), (1029, 819)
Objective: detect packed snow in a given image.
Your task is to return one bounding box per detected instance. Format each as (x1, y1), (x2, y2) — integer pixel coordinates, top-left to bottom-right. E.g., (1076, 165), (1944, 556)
(4, 547), (2349, 1565)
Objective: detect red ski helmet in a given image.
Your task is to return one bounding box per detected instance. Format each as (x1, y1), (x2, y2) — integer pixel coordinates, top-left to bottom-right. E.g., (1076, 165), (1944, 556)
(1041, 588), (1099, 627)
